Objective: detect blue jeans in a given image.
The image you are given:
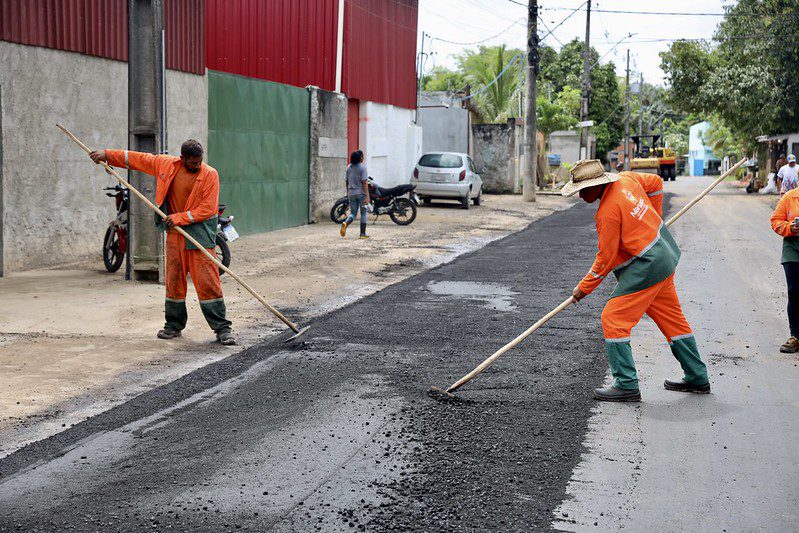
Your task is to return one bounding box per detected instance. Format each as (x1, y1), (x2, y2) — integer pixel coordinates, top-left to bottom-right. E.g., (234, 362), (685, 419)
(344, 193), (368, 234)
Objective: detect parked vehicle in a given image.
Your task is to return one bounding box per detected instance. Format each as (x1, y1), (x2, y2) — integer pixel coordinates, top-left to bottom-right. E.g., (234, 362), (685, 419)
(102, 185), (128, 273)
(329, 178), (418, 226)
(411, 152), (483, 209)
(215, 204), (237, 275)
(101, 184), (236, 275)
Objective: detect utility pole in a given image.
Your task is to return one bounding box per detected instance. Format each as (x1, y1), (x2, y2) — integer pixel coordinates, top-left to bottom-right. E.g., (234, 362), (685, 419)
(579, 0), (592, 160)
(416, 31), (426, 123)
(638, 72), (644, 136)
(624, 49), (631, 171)
(522, 0), (539, 202)
(128, 0), (165, 282)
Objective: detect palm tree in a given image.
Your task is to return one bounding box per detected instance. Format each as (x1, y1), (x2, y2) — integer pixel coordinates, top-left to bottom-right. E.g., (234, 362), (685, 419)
(462, 45), (521, 123)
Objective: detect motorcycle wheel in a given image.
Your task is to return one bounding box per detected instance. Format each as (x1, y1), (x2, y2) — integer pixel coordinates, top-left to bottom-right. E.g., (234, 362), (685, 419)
(330, 199), (350, 223)
(103, 226), (125, 273)
(215, 233), (231, 276)
(389, 198), (417, 226)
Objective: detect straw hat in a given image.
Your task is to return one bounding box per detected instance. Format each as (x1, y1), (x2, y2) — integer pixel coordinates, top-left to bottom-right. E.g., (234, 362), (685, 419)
(561, 159), (620, 197)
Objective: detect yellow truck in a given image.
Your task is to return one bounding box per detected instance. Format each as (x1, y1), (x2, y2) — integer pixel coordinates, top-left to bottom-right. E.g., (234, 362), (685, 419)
(630, 135), (677, 181)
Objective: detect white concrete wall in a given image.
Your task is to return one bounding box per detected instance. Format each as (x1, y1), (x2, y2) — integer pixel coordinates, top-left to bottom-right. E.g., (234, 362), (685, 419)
(0, 41), (207, 274)
(358, 101), (421, 188)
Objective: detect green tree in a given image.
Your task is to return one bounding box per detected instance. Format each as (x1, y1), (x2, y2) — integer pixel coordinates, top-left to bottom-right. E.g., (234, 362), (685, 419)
(660, 0), (799, 144)
(422, 66), (465, 92)
(539, 39), (624, 161)
(456, 44), (523, 123)
(536, 86), (580, 150)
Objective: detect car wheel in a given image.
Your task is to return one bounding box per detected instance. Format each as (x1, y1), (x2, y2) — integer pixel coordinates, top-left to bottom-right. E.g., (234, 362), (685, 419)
(473, 188), (482, 206)
(461, 193), (471, 210)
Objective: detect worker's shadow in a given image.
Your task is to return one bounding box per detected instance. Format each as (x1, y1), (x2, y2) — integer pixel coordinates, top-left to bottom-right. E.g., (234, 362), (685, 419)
(639, 392), (740, 422)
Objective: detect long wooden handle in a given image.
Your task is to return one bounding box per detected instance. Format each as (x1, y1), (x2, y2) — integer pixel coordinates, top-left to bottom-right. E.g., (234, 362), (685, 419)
(447, 296), (575, 392)
(56, 124), (301, 333)
(665, 157), (747, 228)
(446, 156), (749, 393)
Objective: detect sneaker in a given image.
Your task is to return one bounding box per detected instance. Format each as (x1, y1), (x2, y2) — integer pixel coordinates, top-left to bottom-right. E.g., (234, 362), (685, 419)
(779, 336), (799, 353)
(157, 328), (181, 340)
(664, 379), (711, 394)
(340, 221), (348, 237)
(593, 386), (641, 402)
(358, 234), (369, 239)
(217, 331), (237, 346)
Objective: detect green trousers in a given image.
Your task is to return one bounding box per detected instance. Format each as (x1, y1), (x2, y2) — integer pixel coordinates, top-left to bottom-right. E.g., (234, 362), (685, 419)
(165, 298), (232, 334)
(605, 334), (708, 390)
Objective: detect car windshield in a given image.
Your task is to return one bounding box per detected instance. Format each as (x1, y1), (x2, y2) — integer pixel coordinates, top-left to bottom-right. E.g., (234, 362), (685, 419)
(418, 154), (463, 168)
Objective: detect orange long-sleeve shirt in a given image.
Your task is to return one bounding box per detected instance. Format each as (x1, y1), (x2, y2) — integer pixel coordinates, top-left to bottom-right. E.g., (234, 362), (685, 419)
(105, 149), (219, 227)
(578, 172), (666, 295)
(770, 188), (799, 263)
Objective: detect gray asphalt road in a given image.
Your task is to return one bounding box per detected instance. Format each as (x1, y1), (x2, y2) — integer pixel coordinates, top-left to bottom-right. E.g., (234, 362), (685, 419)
(1, 180), (797, 532)
(0, 201), (609, 532)
(554, 178), (799, 532)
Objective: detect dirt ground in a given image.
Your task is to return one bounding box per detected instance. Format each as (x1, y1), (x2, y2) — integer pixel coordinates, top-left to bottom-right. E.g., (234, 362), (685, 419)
(0, 193), (570, 457)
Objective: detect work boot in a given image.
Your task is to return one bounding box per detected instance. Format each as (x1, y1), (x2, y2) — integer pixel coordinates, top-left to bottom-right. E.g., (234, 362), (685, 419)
(157, 328), (181, 340)
(340, 221), (348, 237)
(593, 386), (641, 402)
(664, 379), (711, 394)
(217, 331), (237, 346)
(779, 336), (799, 353)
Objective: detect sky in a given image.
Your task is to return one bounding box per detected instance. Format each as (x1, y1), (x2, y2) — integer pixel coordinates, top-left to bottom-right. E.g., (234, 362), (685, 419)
(416, 0), (729, 87)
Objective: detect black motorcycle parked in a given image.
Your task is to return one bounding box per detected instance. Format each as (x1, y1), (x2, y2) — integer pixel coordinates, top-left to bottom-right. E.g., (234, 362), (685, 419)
(330, 178), (419, 226)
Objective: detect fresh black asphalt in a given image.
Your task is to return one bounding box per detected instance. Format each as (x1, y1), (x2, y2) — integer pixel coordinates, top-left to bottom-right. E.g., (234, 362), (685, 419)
(0, 200), (617, 532)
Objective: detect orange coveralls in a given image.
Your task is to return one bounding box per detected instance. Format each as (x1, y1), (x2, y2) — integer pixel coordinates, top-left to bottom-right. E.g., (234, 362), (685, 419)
(579, 172), (708, 390)
(106, 150), (232, 334)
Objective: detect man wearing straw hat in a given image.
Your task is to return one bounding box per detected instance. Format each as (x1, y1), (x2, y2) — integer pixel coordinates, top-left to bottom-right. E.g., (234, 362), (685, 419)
(562, 160), (709, 402)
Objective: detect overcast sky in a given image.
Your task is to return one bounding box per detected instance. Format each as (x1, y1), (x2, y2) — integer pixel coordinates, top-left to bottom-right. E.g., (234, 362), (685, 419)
(417, 0), (728, 87)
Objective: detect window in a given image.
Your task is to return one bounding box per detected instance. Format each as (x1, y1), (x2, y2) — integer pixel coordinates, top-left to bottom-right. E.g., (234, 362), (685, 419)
(418, 154), (464, 168)
(467, 157), (477, 172)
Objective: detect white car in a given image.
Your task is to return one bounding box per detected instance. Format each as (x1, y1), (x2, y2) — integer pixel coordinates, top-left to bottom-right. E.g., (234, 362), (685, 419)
(411, 152), (483, 209)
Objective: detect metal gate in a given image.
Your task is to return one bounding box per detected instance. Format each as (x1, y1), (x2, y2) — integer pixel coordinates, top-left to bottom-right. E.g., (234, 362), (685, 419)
(208, 71), (310, 234)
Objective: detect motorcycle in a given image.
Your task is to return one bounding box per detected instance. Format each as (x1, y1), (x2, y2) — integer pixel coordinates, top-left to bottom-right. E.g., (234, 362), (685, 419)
(102, 185), (128, 273)
(329, 178), (419, 226)
(102, 184), (236, 276)
(215, 204), (237, 275)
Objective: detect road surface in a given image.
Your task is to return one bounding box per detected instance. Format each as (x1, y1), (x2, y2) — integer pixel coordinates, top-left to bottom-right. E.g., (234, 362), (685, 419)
(1, 177), (796, 532)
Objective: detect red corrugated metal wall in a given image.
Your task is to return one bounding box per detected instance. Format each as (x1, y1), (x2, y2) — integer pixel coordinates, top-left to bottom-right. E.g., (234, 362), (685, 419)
(342, 0), (418, 110)
(205, 0), (338, 91)
(0, 0), (204, 74)
(164, 0), (205, 74)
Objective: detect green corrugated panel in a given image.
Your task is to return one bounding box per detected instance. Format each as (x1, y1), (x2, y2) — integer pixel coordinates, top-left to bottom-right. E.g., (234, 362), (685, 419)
(208, 70), (310, 235)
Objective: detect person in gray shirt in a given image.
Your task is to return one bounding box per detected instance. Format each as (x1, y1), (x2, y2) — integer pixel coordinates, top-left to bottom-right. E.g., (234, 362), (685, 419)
(340, 150), (371, 238)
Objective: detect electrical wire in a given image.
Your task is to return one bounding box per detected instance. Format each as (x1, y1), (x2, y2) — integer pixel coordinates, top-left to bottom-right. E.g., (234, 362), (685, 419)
(428, 17), (525, 46)
(537, 15), (565, 47)
(451, 53), (522, 103)
(537, 5), (799, 17)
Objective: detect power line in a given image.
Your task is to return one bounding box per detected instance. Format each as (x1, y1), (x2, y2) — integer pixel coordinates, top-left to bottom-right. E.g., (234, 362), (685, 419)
(595, 33), (799, 44)
(538, 1), (588, 42)
(537, 15), (565, 47)
(538, 5), (799, 17)
(428, 17), (525, 46)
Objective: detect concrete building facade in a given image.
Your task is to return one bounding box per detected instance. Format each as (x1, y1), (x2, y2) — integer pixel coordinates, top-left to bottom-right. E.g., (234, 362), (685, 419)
(0, 40), (206, 273)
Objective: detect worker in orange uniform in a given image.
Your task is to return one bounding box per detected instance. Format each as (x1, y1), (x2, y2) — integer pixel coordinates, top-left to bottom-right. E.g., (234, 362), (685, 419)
(562, 160), (709, 401)
(89, 140), (235, 346)
(770, 186), (799, 352)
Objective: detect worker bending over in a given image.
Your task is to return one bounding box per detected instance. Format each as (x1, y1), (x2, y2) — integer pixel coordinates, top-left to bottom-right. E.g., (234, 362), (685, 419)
(89, 140), (235, 346)
(562, 159), (709, 401)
